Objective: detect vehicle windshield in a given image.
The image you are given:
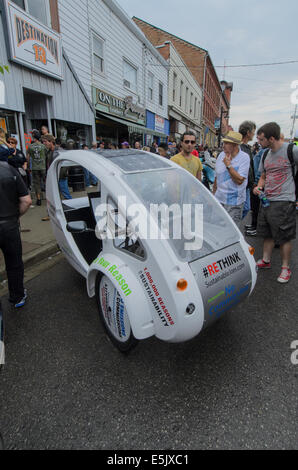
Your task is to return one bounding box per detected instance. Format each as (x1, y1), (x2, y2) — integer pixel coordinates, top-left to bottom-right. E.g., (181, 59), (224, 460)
(123, 168), (240, 262)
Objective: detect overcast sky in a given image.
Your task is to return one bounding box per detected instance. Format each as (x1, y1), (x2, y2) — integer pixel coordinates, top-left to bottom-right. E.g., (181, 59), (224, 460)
(116, 0), (298, 139)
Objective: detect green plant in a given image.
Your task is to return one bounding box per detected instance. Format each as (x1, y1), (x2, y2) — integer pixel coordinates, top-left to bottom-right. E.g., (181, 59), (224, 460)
(0, 65), (9, 75)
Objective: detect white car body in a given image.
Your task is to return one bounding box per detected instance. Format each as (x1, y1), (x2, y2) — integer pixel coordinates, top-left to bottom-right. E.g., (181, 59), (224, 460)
(46, 149), (257, 348)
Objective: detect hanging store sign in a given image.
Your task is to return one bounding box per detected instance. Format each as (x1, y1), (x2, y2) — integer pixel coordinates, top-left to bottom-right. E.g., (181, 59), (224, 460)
(4, 2), (63, 80)
(155, 115), (165, 133)
(92, 87), (146, 125)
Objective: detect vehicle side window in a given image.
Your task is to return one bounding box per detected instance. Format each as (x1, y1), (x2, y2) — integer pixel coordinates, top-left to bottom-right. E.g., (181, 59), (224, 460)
(108, 198), (146, 260)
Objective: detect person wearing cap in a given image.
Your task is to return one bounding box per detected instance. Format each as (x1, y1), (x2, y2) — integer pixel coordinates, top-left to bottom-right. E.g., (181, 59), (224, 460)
(213, 131), (250, 226)
(121, 141), (130, 149)
(27, 130), (47, 206)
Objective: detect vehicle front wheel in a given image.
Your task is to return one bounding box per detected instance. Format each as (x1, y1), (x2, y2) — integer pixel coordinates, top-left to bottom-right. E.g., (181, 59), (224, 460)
(95, 274), (138, 353)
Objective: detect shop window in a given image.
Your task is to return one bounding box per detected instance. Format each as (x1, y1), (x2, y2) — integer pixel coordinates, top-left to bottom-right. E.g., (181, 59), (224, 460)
(123, 60), (137, 93)
(148, 72), (154, 101)
(159, 82), (163, 107)
(93, 34), (105, 75)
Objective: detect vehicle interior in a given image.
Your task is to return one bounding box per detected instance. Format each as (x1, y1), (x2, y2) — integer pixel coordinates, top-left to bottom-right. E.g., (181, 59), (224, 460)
(59, 162), (145, 264)
(62, 191), (103, 265)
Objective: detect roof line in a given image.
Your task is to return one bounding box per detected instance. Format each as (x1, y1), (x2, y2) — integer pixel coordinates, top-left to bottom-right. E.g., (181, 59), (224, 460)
(133, 16), (208, 54)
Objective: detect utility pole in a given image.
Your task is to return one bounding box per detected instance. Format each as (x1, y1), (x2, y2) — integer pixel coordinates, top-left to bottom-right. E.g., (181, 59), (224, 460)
(290, 104), (298, 139)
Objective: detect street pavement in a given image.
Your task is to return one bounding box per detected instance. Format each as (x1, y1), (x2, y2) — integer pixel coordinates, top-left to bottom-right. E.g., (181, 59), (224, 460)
(0, 229), (297, 450)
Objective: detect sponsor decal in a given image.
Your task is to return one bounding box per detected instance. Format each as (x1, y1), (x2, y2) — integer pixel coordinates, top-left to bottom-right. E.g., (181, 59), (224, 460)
(204, 263), (245, 288)
(93, 257), (132, 297)
(208, 284), (250, 318)
(138, 268), (174, 327)
(115, 292), (126, 338)
(203, 252), (242, 279)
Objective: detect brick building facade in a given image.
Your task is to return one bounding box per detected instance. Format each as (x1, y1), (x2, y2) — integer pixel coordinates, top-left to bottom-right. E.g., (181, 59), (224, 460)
(133, 17), (232, 147)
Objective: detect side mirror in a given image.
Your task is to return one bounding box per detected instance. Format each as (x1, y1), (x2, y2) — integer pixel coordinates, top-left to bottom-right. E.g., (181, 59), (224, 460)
(66, 221), (88, 233)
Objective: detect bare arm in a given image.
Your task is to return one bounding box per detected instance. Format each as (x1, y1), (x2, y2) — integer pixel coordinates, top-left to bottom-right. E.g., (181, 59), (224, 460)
(19, 195), (32, 216)
(196, 170), (202, 182)
(213, 177), (217, 195)
(253, 173), (266, 195)
(227, 166), (245, 185)
(223, 154), (246, 186)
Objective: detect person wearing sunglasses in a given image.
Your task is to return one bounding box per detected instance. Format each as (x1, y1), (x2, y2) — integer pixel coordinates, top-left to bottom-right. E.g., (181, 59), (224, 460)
(170, 132), (202, 181)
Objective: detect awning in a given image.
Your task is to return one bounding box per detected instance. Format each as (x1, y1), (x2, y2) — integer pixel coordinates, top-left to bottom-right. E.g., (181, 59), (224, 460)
(96, 112), (168, 138)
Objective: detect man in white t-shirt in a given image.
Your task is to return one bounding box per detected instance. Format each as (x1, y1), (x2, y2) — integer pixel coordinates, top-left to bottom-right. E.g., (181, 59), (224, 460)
(213, 131), (250, 226)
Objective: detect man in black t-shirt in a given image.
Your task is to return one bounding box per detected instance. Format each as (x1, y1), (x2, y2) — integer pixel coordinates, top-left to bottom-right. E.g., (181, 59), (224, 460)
(0, 161), (32, 307)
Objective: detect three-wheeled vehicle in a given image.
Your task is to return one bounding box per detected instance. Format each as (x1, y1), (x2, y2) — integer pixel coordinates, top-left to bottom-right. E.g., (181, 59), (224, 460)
(46, 149), (257, 352)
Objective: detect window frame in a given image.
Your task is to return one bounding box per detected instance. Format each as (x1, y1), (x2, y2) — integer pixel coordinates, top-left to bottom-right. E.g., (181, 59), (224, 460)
(173, 72), (177, 102)
(92, 32), (105, 76)
(158, 81), (163, 107)
(123, 58), (138, 94)
(148, 72), (154, 102)
(14, 0), (52, 28)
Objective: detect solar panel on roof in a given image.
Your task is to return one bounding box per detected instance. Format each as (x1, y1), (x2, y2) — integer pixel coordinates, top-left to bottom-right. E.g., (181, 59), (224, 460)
(97, 149), (171, 173)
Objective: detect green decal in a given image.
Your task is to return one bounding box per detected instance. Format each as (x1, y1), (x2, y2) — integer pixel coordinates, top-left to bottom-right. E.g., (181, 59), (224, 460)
(208, 291), (225, 304)
(93, 257), (132, 296)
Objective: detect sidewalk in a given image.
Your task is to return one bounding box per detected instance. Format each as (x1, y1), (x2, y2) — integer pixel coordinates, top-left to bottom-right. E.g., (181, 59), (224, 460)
(0, 200), (59, 282)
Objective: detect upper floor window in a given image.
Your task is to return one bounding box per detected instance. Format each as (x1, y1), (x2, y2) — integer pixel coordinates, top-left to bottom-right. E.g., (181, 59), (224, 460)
(159, 82), (163, 106)
(180, 81), (183, 107)
(173, 73), (177, 102)
(93, 34), (105, 75)
(190, 92), (193, 115)
(148, 72), (154, 101)
(123, 60), (137, 93)
(185, 87), (189, 113)
(12, 0), (51, 27)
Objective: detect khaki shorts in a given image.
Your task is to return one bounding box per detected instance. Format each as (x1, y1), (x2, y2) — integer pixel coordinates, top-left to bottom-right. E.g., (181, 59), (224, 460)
(32, 170), (46, 195)
(257, 201), (296, 245)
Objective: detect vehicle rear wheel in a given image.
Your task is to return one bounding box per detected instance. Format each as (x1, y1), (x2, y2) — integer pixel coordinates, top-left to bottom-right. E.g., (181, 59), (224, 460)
(95, 274), (138, 353)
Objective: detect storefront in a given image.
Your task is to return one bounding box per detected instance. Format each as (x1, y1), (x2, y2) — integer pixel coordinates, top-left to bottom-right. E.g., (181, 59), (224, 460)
(0, 1), (95, 151)
(93, 87), (169, 147)
(145, 111), (169, 147)
(169, 108), (202, 144)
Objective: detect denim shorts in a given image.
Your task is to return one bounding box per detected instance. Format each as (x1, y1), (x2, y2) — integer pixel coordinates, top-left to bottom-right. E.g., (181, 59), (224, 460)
(257, 201), (296, 244)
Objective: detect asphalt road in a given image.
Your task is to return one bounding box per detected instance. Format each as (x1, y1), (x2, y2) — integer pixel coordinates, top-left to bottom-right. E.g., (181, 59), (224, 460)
(0, 235), (297, 450)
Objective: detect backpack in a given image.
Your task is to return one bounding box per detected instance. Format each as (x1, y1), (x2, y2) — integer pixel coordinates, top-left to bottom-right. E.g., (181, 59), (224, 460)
(262, 143), (296, 180)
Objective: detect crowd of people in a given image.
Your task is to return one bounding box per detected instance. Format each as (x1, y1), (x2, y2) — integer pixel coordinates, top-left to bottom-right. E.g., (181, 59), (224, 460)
(0, 119), (298, 310)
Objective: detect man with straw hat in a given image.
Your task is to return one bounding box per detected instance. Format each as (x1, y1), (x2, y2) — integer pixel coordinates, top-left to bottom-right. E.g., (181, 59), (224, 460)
(213, 131), (250, 226)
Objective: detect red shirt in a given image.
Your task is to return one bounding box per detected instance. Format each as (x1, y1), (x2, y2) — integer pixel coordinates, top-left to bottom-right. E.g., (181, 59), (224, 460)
(192, 150), (199, 157)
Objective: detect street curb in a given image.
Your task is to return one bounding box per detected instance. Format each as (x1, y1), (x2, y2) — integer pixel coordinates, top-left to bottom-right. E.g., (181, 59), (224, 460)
(0, 242), (60, 282)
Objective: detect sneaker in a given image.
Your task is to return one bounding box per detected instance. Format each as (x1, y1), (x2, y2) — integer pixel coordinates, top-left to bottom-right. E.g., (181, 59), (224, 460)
(245, 224), (256, 230)
(245, 229), (257, 236)
(277, 267), (291, 283)
(256, 259), (271, 269)
(14, 290), (28, 308)
(42, 216), (50, 222)
(36, 200), (41, 207)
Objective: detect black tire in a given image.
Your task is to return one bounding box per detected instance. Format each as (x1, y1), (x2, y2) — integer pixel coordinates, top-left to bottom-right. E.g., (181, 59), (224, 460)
(95, 273), (138, 353)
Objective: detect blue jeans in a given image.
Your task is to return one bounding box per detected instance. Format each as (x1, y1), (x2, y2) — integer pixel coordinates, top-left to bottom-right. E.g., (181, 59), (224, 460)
(242, 188), (251, 219)
(83, 168), (98, 186)
(59, 178), (72, 200)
